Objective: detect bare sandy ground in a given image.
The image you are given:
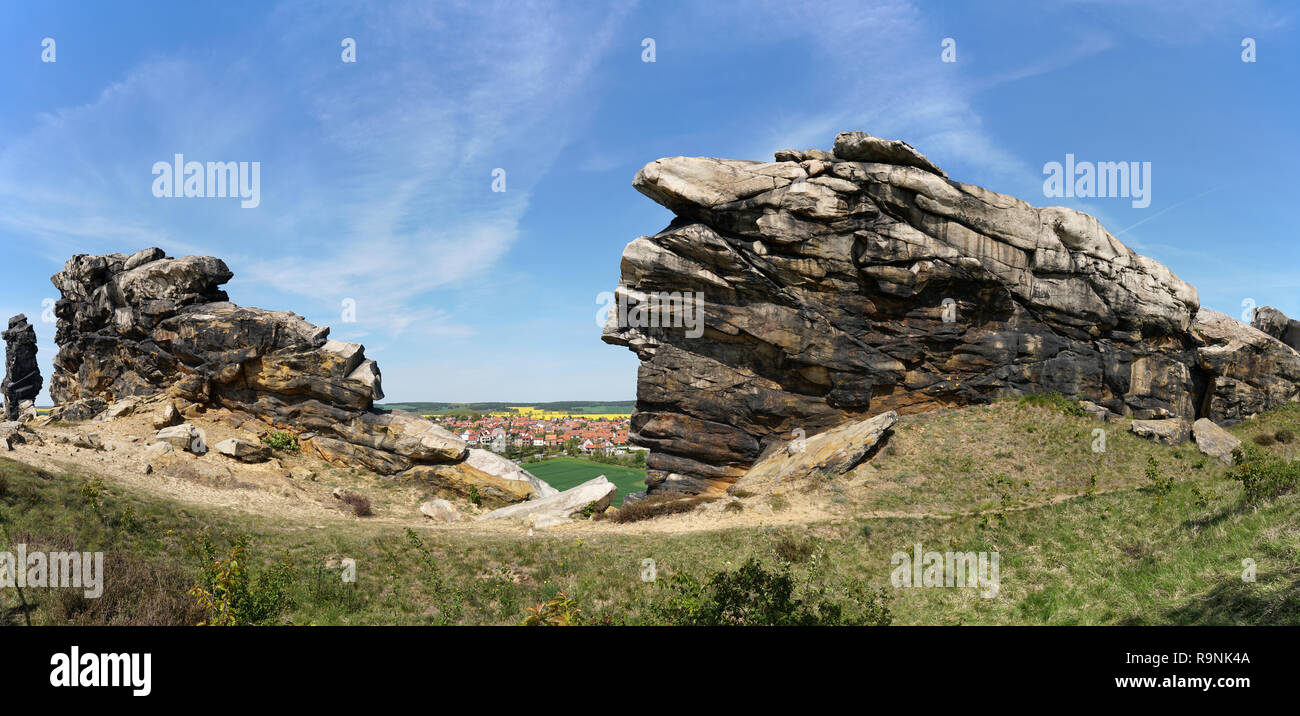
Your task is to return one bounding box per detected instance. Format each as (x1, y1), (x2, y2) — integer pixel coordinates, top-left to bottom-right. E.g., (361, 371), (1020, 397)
(5, 403), (847, 539)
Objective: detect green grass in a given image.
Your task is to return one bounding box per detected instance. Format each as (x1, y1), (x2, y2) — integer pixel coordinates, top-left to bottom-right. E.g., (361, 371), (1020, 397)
(4, 400), (1300, 626)
(525, 457), (646, 506)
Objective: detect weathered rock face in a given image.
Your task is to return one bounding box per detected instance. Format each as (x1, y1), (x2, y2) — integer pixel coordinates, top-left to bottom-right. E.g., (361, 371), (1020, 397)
(1193, 308), (1300, 423)
(3, 314), (42, 420)
(604, 132), (1300, 494)
(47, 248), (524, 491)
(1251, 306), (1300, 352)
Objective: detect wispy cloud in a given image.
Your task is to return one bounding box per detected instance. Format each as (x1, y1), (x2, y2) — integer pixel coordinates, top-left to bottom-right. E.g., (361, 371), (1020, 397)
(0, 0), (635, 340)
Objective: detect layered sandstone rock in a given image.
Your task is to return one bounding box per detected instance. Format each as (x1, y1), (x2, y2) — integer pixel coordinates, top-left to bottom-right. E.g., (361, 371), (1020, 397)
(1251, 306), (1300, 352)
(604, 131), (1300, 494)
(3, 314), (41, 420)
(47, 248), (550, 501)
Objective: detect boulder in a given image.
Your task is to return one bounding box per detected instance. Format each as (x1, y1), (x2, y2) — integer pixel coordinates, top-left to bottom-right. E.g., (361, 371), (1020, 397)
(155, 423), (205, 455)
(47, 397), (104, 423)
(152, 403), (181, 429)
(735, 411), (898, 493)
(419, 499), (466, 523)
(396, 462), (538, 507)
(144, 441), (174, 460)
(72, 433), (104, 450)
(462, 449), (557, 498)
(213, 437), (270, 463)
(16, 400), (37, 423)
(1130, 418), (1192, 446)
(477, 476), (617, 524)
(1, 421), (27, 450)
(96, 397), (140, 422)
(1192, 418), (1241, 465)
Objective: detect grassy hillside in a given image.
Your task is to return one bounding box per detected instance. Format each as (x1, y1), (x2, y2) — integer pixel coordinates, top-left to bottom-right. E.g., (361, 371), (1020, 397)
(524, 458), (646, 506)
(2, 398), (1298, 625)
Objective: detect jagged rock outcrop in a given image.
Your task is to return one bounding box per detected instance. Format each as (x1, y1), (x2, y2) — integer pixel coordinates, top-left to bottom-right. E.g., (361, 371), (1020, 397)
(604, 131), (1300, 495)
(1192, 308), (1300, 422)
(3, 314), (41, 420)
(1252, 306), (1300, 352)
(48, 248), (550, 501)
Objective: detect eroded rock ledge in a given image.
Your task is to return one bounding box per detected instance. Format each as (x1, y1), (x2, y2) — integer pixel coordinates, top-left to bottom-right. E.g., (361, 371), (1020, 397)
(47, 247), (552, 503)
(604, 131), (1300, 495)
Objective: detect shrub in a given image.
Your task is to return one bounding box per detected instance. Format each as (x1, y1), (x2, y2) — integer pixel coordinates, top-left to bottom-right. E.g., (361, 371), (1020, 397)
(1252, 433), (1277, 447)
(773, 535), (814, 563)
(188, 534), (296, 626)
(340, 492), (372, 517)
(261, 431), (300, 453)
(723, 500), (744, 513)
(1275, 429), (1295, 444)
(467, 485), (482, 506)
(646, 558), (891, 626)
(1144, 456), (1174, 502)
(520, 590), (582, 626)
(606, 494), (713, 524)
(1226, 445), (1300, 503)
(1015, 391), (1087, 418)
(49, 550), (206, 626)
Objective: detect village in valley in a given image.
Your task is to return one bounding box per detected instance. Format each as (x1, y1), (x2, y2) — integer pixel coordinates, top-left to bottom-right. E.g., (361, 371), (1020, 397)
(412, 406), (641, 464)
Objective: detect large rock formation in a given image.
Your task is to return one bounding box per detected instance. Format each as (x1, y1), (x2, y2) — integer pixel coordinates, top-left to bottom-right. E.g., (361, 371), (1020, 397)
(603, 131), (1300, 495)
(1251, 306), (1300, 352)
(2, 314), (41, 420)
(47, 247), (549, 501)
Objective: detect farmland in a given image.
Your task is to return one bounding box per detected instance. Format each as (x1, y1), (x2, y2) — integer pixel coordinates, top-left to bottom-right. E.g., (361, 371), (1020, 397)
(524, 457), (646, 505)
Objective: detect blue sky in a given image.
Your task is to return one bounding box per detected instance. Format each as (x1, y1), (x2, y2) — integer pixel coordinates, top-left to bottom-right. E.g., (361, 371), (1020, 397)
(1, 0), (1296, 404)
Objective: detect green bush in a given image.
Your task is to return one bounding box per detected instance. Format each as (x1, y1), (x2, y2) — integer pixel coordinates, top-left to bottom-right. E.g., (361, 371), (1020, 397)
(646, 557), (891, 626)
(261, 431), (300, 453)
(1226, 444), (1300, 503)
(1144, 456), (1174, 502)
(1014, 392), (1087, 418)
(188, 533), (296, 625)
(1274, 429), (1295, 444)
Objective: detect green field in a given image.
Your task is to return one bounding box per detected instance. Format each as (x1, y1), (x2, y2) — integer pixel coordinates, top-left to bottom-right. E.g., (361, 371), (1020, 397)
(524, 458), (646, 506)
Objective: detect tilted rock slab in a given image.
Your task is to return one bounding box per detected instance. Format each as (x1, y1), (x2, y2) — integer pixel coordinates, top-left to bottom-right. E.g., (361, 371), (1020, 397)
(476, 476), (617, 524)
(604, 131), (1300, 495)
(1192, 418), (1242, 465)
(48, 248), (549, 502)
(734, 410), (897, 494)
(1129, 418), (1191, 446)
